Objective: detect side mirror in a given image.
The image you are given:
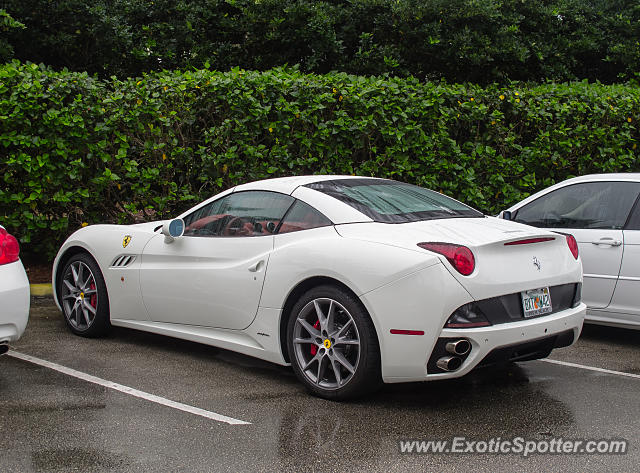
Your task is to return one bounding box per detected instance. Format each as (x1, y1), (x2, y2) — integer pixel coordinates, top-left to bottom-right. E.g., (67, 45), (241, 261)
(501, 210), (513, 221)
(162, 218), (185, 244)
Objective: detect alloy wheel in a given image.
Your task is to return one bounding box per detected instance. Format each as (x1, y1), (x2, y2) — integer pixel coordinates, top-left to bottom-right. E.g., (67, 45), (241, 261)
(292, 298), (361, 390)
(61, 260), (98, 330)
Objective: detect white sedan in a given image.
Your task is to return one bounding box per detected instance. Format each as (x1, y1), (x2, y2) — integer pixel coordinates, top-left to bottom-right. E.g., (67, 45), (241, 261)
(0, 225), (30, 355)
(53, 176), (585, 399)
(501, 173), (640, 330)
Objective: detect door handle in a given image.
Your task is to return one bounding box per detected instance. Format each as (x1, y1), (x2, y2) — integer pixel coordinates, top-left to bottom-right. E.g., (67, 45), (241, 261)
(248, 260), (265, 272)
(591, 238), (622, 247)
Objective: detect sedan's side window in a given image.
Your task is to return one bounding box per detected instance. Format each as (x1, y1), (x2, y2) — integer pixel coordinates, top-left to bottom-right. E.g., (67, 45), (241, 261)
(514, 182), (640, 229)
(623, 197), (640, 230)
(183, 191), (294, 237)
(277, 200), (333, 234)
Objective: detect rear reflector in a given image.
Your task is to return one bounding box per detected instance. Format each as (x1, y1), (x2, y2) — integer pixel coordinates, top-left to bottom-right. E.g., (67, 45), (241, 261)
(504, 237), (555, 246)
(390, 329), (425, 335)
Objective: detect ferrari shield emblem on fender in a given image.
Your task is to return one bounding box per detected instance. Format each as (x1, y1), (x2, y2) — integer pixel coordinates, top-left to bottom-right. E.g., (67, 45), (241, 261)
(122, 235), (132, 248)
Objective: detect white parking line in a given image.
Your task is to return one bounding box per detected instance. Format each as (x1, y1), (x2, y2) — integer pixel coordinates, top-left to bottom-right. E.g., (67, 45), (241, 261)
(8, 351), (251, 425)
(542, 358), (640, 380)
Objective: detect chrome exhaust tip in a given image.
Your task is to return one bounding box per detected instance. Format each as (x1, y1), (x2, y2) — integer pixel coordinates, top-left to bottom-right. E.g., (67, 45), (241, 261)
(445, 339), (471, 356)
(436, 355), (462, 372)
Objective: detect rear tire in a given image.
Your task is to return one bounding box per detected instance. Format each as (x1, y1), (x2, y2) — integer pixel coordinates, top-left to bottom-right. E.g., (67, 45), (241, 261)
(287, 285), (382, 400)
(58, 253), (111, 337)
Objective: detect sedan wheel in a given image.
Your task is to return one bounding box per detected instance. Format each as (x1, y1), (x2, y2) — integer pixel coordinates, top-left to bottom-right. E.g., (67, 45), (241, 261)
(287, 285), (381, 400)
(59, 253), (110, 337)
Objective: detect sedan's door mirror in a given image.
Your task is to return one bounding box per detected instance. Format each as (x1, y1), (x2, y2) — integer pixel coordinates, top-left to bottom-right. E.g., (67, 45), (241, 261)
(162, 218), (185, 243)
(500, 210), (513, 221)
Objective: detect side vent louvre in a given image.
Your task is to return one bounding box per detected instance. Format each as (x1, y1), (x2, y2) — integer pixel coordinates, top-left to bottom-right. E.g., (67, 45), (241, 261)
(110, 255), (137, 268)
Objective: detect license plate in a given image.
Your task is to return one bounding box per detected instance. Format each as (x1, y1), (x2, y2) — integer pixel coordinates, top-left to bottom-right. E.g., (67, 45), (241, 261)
(521, 287), (552, 318)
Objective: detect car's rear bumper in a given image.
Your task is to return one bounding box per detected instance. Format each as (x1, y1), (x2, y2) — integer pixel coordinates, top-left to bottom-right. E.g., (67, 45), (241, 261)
(361, 261), (585, 383)
(383, 302), (585, 383)
(0, 260), (30, 347)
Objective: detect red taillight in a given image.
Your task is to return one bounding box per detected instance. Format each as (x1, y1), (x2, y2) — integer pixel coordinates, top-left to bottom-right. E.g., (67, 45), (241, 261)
(0, 228), (20, 265)
(418, 242), (475, 276)
(565, 233), (579, 260)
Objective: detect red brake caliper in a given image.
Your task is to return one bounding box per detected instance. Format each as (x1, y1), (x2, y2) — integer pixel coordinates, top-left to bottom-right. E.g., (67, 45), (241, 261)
(89, 282), (97, 308)
(310, 320), (320, 356)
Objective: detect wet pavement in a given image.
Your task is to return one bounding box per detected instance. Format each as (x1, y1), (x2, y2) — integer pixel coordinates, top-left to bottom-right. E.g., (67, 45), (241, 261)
(1, 298), (638, 472)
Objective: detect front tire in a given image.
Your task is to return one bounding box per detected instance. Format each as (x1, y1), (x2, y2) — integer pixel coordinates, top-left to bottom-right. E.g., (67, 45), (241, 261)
(287, 285), (381, 400)
(58, 253), (111, 337)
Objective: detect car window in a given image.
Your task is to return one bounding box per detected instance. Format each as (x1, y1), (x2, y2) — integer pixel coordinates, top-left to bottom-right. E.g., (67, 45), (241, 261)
(183, 191), (294, 237)
(514, 181), (640, 229)
(306, 178), (483, 223)
(623, 196), (640, 230)
(277, 200), (333, 234)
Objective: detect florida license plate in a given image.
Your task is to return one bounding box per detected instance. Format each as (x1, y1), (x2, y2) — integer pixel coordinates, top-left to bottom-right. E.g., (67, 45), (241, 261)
(521, 287), (552, 318)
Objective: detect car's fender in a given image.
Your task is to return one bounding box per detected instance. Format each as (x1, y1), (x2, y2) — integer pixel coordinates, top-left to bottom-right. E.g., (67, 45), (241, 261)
(52, 222), (161, 313)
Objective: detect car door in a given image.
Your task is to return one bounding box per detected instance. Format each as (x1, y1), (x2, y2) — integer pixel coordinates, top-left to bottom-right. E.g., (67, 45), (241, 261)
(511, 181), (640, 309)
(608, 197), (640, 322)
(139, 191), (294, 330)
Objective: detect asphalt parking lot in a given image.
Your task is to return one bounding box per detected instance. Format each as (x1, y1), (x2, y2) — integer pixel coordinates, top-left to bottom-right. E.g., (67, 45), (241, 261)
(1, 297), (639, 472)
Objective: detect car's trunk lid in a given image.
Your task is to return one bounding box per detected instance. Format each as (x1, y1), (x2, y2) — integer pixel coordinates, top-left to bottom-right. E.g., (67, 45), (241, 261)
(336, 217), (580, 300)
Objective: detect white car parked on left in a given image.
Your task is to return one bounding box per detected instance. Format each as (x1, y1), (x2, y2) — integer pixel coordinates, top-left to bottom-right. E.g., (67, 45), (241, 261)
(0, 225), (30, 355)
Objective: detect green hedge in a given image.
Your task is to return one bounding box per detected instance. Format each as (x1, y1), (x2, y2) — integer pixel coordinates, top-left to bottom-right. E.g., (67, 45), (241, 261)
(2, 0), (640, 84)
(1, 61), (639, 259)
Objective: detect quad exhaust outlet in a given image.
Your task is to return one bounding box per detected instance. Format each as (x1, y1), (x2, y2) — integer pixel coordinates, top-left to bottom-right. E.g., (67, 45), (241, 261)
(435, 339), (471, 371)
(436, 355), (463, 372)
(445, 339), (471, 356)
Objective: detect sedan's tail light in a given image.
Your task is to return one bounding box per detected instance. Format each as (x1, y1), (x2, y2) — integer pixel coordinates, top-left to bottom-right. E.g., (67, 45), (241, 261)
(0, 228), (20, 265)
(565, 233), (579, 260)
(418, 242), (475, 276)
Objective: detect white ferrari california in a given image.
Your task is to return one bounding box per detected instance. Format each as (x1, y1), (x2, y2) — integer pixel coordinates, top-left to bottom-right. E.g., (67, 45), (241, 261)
(53, 176), (586, 399)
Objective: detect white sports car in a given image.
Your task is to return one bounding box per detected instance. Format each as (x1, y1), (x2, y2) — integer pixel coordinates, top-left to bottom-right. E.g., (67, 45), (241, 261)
(53, 176), (586, 399)
(0, 225), (30, 355)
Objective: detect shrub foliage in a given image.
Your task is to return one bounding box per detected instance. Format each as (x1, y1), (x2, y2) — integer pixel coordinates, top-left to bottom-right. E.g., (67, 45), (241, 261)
(2, 0), (640, 84)
(1, 62), (638, 258)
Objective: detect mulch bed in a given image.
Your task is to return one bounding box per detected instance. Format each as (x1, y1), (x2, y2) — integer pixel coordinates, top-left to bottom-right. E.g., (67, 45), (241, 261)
(24, 263), (52, 284)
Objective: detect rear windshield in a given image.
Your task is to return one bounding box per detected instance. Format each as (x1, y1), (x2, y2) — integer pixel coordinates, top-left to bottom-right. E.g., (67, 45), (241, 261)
(306, 178), (484, 223)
